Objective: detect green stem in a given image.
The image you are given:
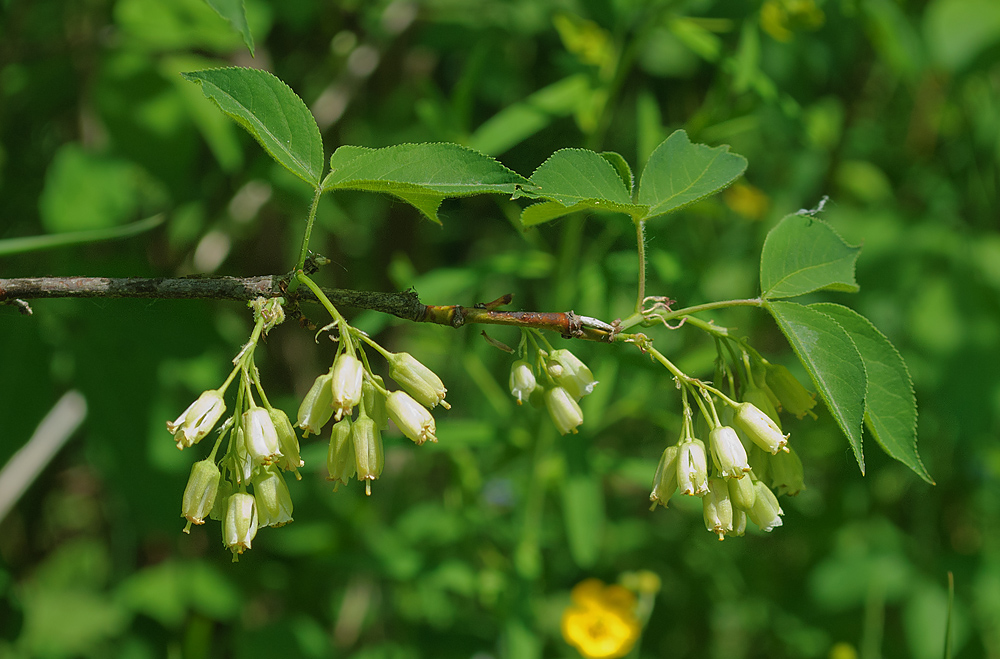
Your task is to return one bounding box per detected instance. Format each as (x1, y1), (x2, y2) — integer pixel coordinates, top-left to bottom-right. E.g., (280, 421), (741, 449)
(296, 272), (354, 352)
(289, 186), (326, 292)
(634, 219), (646, 313)
(661, 297), (763, 321)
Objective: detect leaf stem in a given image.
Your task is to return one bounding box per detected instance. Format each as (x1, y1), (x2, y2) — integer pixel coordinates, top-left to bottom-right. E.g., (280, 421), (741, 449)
(289, 186), (326, 292)
(634, 219), (646, 313)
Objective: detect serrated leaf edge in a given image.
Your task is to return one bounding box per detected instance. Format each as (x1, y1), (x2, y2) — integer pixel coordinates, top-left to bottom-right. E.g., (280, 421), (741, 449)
(761, 216), (862, 299)
(182, 67), (323, 187)
(324, 142), (529, 194)
(811, 303), (933, 484)
(766, 300), (868, 473)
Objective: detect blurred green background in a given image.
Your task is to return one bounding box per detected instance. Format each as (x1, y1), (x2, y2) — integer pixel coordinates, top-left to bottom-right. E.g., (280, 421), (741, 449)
(1, 0), (998, 657)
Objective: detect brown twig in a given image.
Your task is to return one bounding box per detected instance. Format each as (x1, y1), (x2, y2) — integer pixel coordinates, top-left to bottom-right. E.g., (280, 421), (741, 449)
(0, 276), (613, 341)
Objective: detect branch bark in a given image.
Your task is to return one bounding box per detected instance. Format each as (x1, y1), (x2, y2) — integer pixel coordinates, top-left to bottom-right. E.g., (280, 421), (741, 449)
(0, 276), (613, 341)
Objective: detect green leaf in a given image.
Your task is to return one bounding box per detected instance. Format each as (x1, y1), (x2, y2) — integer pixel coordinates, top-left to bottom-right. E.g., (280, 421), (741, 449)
(182, 67), (324, 187)
(600, 151), (634, 195)
(636, 129), (747, 220)
(516, 149), (647, 226)
(812, 303), (932, 484)
(760, 213), (862, 299)
(766, 300), (867, 472)
(202, 0), (254, 55)
(322, 143), (529, 224)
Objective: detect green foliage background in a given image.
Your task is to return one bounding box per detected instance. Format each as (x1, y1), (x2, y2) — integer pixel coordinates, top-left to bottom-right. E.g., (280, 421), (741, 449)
(1, 0), (999, 657)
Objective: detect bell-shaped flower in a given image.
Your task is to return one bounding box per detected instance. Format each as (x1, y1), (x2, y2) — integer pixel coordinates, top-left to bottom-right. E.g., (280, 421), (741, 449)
(709, 426), (751, 479)
(252, 464), (294, 528)
(649, 446), (680, 509)
(546, 349), (598, 400)
(388, 352), (449, 410)
(545, 386), (584, 435)
(269, 408), (303, 477)
(243, 406), (282, 466)
(748, 480), (784, 532)
(352, 414), (384, 495)
(386, 390), (437, 445)
(331, 352), (365, 421)
(727, 470), (757, 510)
(327, 418), (356, 487)
(770, 446), (805, 496)
(703, 477), (734, 540)
(734, 402), (789, 455)
(765, 363), (818, 419)
(181, 458), (221, 532)
(678, 439), (709, 496)
(296, 371), (334, 437)
(362, 376), (389, 430)
(168, 389), (226, 449)
(509, 360), (537, 406)
(223, 492), (258, 561)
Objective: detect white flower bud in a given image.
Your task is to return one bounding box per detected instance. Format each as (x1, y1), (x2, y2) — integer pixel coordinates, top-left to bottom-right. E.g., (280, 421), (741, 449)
(331, 353), (365, 421)
(297, 371), (334, 437)
(734, 402), (789, 455)
(509, 360), (537, 405)
(544, 386), (584, 435)
(168, 389), (226, 449)
(181, 458), (220, 532)
(703, 477), (733, 540)
(709, 426), (751, 479)
(748, 480), (784, 532)
(223, 492), (258, 561)
(243, 406), (282, 466)
(252, 464), (294, 528)
(388, 352), (449, 410)
(546, 349), (598, 399)
(650, 446), (680, 509)
(386, 390), (437, 445)
(678, 439), (709, 496)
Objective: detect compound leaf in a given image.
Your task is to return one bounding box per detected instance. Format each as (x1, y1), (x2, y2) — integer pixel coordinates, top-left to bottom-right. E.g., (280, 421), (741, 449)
(812, 303), (932, 484)
(182, 67), (324, 187)
(761, 213), (861, 299)
(766, 300), (867, 473)
(636, 129), (747, 220)
(517, 148), (646, 226)
(323, 143), (528, 224)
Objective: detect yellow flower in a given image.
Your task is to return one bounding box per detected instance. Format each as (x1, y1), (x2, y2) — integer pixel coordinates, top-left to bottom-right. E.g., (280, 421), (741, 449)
(561, 579), (640, 659)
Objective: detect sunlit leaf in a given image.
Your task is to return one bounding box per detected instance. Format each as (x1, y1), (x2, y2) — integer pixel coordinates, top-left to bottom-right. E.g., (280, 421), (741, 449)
(636, 129), (747, 220)
(517, 148), (647, 226)
(766, 300), (867, 472)
(761, 213), (861, 299)
(812, 303), (932, 484)
(182, 67), (324, 187)
(323, 143), (528, 224)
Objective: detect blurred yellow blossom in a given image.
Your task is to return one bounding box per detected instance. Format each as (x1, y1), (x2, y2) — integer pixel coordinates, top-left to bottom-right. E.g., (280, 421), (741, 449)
(761, 0), (825, 43)
(724, 182), (770, 220)
(561, 579), (640, 659)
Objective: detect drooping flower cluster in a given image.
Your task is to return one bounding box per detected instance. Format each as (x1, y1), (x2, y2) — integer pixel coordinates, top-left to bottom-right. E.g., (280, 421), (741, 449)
(170, 298), (301, 561)
(300, 340), (449, 496)
(169, 295), (451, 559)
(506, 331), (599, 435)
(649, 352), (812, 540)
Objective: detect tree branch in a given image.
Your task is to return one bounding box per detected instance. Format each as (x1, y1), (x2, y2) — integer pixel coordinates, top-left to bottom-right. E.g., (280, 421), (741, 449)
(0, 276), (614, 341)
